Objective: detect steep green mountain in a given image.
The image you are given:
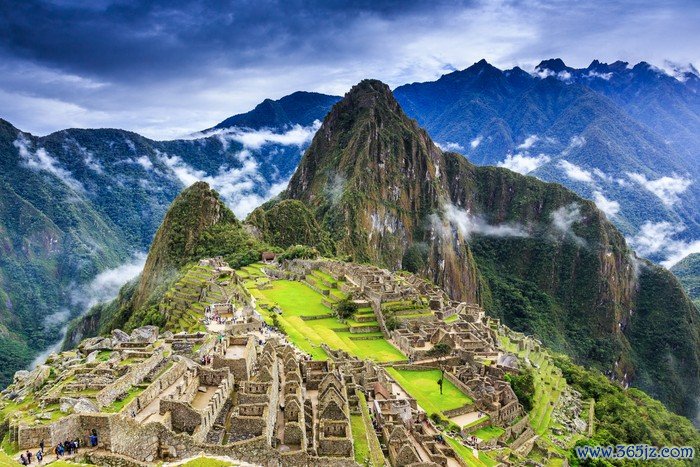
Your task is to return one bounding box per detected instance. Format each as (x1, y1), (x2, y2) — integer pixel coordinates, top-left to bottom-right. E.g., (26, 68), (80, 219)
(672, 253), (700, 307)
(0, 97), (328, 378)
(394, 60), (700, 260)
(64, 182), (271, 346)
(0, 120), (131, 386)
(246, 199), (335, 255)
(284, 79), (700, 422)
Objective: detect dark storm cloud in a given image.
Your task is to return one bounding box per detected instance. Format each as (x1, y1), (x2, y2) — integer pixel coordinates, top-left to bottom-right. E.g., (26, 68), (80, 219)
(0, 0), (698, 138)
(0, 0), (470, 80)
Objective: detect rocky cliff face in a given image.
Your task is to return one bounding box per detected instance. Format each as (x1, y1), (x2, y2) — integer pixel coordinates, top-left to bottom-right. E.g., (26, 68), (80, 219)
(285, 79), (700, 420)
(286, 79), (481, 302)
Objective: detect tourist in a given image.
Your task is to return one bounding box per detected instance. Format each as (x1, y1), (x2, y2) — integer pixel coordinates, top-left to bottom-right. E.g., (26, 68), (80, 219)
(19, 454), (27, 465)
(36, 450), (43, 464)
(54, 444), (62, 458)
(74, 439), (80, 453)
(39, 440), (44, 452)
(26, 450), (32, 463)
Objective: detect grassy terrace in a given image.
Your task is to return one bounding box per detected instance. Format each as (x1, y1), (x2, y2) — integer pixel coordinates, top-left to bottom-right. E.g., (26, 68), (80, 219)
(446, 436), (498, 467)
(385, 368), (472, 415)
(351, 415), (369, 464)
(244, 272), (405, 362)
(499, 335), (567, 436)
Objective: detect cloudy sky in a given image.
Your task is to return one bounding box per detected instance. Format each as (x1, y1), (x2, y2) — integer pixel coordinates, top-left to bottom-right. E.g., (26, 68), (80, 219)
(1, 0), (698, 140)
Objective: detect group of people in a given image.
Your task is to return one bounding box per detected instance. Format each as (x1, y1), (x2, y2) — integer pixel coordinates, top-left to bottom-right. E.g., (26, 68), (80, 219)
(54, 438), (80, 457)
(200, 354), (214, 365)
(18, 450), (40, 465)
(203, 307), (233, 326)
(18, 432), (96, 465)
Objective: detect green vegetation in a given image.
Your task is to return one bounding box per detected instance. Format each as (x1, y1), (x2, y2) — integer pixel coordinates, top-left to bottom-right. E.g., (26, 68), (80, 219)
(250, 279), (405, 362)
(247, 199), (334, 255)
(386, 368), (472, 415)
(177, 456), (236, 466)
(427, 342), (452, 357)
(445, 436), (497, 467)
(504, 368), (535, 412)
(499, 335), (566, 436)
(351, 415), (369, 464)
(472, 426), (505, 441)
(335, 297), (358, 319)
(553, 354), (700, 459)
(356, 390), (384, 466)
(0, 449), (17, 467)
(278, 244), (319, 261)
(103, 386), (145, 413)
(671, 253), (700, 306)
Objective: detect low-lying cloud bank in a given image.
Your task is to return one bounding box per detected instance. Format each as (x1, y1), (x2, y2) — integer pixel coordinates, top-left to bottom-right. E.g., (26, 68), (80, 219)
(628, 221), (700, 268)
(626, 172), (691, 206)
(436, 203), (529, 239)
(30, 253), (147, 368)
(498, 153), (550, 174)
(551, 203), (586, 246)
(194, 121), (321, 151)
(14, 135), (85, 192)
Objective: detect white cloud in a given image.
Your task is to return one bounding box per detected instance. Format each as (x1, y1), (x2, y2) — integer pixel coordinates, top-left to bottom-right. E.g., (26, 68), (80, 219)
(498, 152), (550, 174)
(592, 191), (620, 217)
(157, 148), (285, 218)
(592, 168), (614, 184)
(627, 221), (700, 268)
(585, 70), (613, 80)
(69, 142), (104, 174)
(551, 203), (586, 245)
(626, 172), (691, 206)
(517, 134), (539, 150)
(436, 141), (464, 152)
(196, 121), (321, 151)
(533, 69), (572, 82)
(558, 160), (594, 183)
(13, 134), (85, 192)
(135, 155), (154, 171)
(470, 136), (483, 149)
(72, 253), (147, 311)
(561, 135), (586, 157)
(441, 203), (528, 239)
(31, 252), (147, 369)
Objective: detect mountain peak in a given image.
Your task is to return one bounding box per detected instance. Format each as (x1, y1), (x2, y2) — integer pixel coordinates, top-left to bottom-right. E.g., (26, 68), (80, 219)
(536, 58), (570, 73)
(132, 181), (237, 309)
(341, 79), (398, 111)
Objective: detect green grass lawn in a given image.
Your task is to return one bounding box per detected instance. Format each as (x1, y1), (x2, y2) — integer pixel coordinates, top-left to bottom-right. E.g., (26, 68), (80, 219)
(176, 456), (236, 466)
(386, 368), (472, 415)
(351, 415), (369, 464)
(472, 426), (505, 441)
(445, 436), (497, 467)
(0, 449), (18, 466)
(252, 280), (406, 362)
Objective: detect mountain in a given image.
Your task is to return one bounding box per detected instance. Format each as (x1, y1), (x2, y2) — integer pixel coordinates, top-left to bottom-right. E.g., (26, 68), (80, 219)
(394, 59), (700, 263)
(672, 253), (700, 307)
(210, 91), (340, 131)
(0, 93), (331, 380)
(282, 79), (700, 422)
(64, 182), (272, 346)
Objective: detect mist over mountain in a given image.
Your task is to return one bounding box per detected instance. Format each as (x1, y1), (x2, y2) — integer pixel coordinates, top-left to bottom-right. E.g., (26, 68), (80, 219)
(1, 58), (699, 424)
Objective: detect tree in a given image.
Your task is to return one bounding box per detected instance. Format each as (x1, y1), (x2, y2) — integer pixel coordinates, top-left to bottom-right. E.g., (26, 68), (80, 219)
(335, 297), (358, 320)
(428, 342), (451, 357)
(505, 368), (535, 412)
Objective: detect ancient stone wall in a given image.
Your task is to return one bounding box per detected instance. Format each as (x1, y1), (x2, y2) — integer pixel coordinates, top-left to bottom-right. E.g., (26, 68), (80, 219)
(123, 360), (187, 416)
(160, 399), (201, 435)
(96, 348), (165, 408)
